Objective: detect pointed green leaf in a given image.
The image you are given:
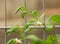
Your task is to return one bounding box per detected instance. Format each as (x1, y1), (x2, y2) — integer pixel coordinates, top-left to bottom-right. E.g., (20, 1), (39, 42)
(16, 6), (26, 14)
(16, 7), (21, 14)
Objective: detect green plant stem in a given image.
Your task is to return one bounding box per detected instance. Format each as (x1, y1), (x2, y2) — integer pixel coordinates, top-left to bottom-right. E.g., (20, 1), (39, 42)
(21, 33), (25, 44)
(24, 0), (26, 25)
(23, 0), (26, 44)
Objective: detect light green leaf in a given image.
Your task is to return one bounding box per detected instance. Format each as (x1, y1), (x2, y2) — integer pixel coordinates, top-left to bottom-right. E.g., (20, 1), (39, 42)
(7, 39), (15, 44)
(49, 15), (60, 24)
(31, 10), (39, 18)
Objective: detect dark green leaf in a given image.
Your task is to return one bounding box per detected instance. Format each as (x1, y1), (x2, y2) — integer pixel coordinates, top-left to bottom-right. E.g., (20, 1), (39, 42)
(16, 6), (26, 14)
(49, 15), (60, 24)
(21, 11), (28, 18)
(16, 7), (21, 14)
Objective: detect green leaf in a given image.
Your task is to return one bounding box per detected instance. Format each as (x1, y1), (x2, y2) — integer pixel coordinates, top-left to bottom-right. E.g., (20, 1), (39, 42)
(24, 28), (32, 33)
(26, 35), (43, 44)
(6, 25), (23, 35)
(6, 26), (18, 35)
(16, 6), (26, 14)
(24, 21), (36, 29)
(7, 39), (15, 44)
(21, 11), (28, 18)
(46, 35), (56, 44)
(39, 13), (45, 23)
(49, 15), (60, 24)
(31, 10), (39, 18)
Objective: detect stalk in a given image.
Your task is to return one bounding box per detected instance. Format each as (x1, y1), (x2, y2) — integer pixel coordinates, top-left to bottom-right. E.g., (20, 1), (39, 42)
(23, 0), (27, 44)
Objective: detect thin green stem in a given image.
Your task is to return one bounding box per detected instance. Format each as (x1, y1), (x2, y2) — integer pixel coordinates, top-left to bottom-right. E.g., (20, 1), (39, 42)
(24, 0), (26, 25)
(23, 0), (26, 44)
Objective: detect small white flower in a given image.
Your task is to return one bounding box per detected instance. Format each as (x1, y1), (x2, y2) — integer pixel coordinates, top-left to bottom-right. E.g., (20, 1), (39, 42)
(35, 21), (42, 26)
(15, 38), (22, 44)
